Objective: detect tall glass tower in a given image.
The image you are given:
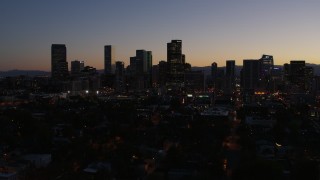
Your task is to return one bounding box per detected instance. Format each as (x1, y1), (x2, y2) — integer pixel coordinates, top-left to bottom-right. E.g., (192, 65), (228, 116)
(167, 40), (184, 85)
(51, 44), (68, 79)
(104, 45), (113, 74)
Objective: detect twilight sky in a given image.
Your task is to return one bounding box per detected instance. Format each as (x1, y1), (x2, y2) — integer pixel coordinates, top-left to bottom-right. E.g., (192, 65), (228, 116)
(1, 0), (319, 71)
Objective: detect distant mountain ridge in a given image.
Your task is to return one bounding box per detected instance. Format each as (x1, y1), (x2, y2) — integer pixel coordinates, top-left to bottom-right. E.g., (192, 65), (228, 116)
(192, 63), (320, 76)
(1, 63), (320, 77)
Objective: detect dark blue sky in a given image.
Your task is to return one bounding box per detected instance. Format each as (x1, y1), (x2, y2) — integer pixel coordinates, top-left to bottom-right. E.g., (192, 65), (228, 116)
(1, 0), (320, 70)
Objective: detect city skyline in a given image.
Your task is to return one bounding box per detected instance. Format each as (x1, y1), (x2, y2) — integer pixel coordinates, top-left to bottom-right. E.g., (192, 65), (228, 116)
(1, 0), (320, 71)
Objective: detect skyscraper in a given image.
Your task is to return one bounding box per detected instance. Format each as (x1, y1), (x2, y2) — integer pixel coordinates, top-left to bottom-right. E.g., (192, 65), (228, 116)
(146, 51), (152, 74)
(146, 51), (153, 87)
(182, 54), (186, 64)
(259, 54), (274, 77)
(259, 55), (274, 91)
(290, 60), (305, 78)
(134, 50), (153, 74)
(211, 62), (218, 79)
(129, 49), (153, 89)
(290, 60), (306, 90)
(167, 40), (184, 85)
(129, 57), (137, 75)
(283, 63), (290, 81)
(211, 62), (218, 88)
(115, 61), (125, 91)
(104, 45), (114, 74)
(225, 60), (235, 94)
(71, 60), (84, 75)
(241, 60), (260, 91)
(51, 44), (68, 79)
(226, 60), (235, 78)
(136, 50), (147, 74)
(159, 61), (167, 87)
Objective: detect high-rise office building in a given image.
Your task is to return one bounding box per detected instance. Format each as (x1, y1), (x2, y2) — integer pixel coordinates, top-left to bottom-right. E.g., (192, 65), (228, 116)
(259, 55), (274, 91)
(290, 60), (305, 77)
(135, 49), (153, 74)
(211, 62), (218, 79)
(136, 50), (147, 74)
(129, 57), (137, 75)
(167, 40), (184, 85)
(241, 60), (260, 91)
(115, 61), (125, 91)
(71, 60), (84, 75)
(290, 60), (306, 90)
(152, 64), (159, 86)
(104, 45), (114, 74)
(51, 44), (68, 79)
(136, 49), (146, 60)
(305, 66), (314, 91)
(283, 63), (290, 81)
(211, 62), (218, 88)
(129, 49), (153, 89)
(184, 71), (205, 91)
(146, 51), (153, 87)
(132, 50), (146, 75)
(159, 61), (167, 86)
(259, 55), (274, 77)
(146, 51), (152, 73)
(182, 54), (186, 64)
(312, 76), (320, 96)
(226, 60), (235, 78)
(80, 61), (84, 71)
(225, 60), (235, 94)
(115, 61), (124, 76)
